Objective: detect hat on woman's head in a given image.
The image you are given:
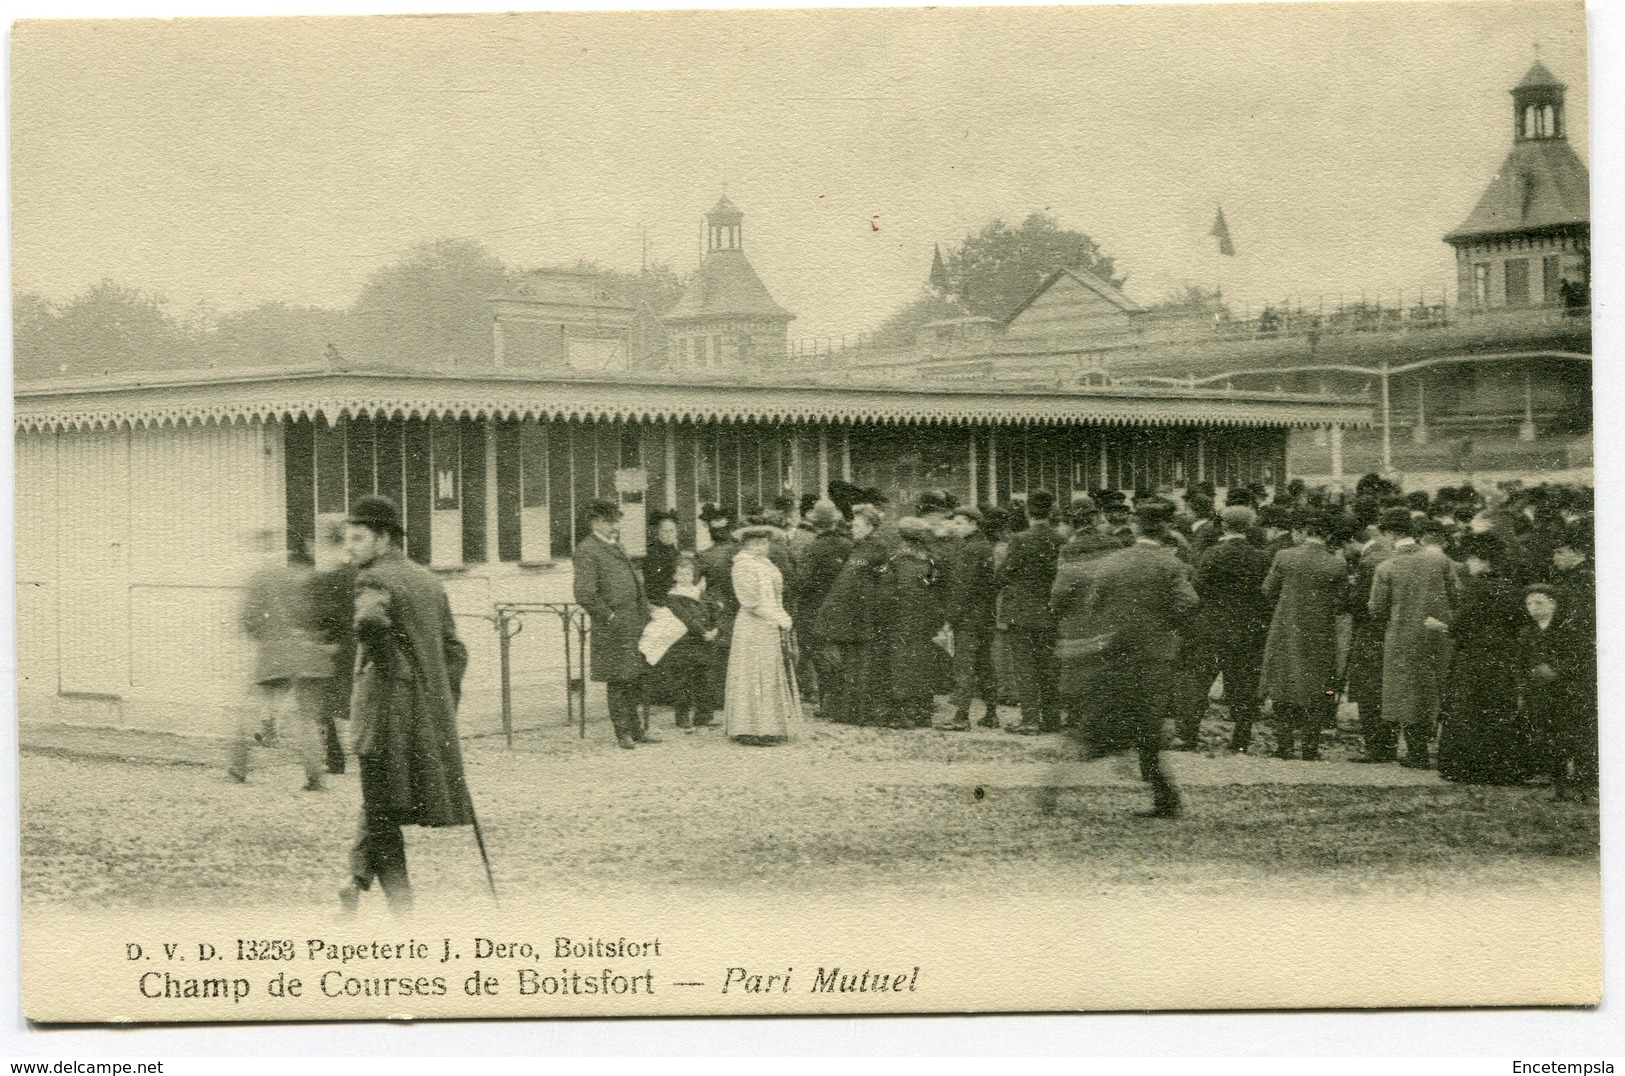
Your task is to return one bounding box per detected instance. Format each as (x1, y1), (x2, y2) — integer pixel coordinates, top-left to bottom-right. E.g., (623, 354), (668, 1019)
(735, 524), (780, 543)
(347, 495), (403, 538)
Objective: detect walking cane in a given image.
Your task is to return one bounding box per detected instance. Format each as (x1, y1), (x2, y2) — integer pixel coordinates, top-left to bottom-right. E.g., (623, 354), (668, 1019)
(470, 807), (500, 907)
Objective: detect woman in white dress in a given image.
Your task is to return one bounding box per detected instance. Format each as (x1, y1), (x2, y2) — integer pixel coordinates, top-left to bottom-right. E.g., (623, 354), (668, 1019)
(723, 525), (801, 744)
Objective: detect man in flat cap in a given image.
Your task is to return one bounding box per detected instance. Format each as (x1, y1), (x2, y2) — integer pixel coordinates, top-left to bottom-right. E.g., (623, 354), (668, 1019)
(1061, 500), (1197, 817)
(340, 495), (473, 913)
(574, 498), (657, 750)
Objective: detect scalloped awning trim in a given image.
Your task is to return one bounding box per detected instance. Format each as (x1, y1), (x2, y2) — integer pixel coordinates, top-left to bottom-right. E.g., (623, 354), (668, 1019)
(14, 369), (1374, 433)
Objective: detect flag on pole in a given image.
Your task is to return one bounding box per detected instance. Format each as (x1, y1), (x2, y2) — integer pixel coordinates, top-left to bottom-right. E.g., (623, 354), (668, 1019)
(1210, 208), (1236, 256)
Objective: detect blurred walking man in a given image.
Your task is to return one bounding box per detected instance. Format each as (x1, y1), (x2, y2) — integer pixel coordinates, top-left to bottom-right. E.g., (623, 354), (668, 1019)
(1067, 502), (1198, 818)
(231, 530), (328, 791)
(340, 496), (474, 914)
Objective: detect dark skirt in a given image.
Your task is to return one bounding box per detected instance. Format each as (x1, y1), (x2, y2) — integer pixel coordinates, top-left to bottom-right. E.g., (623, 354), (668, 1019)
(1436, 651), (1533, 785)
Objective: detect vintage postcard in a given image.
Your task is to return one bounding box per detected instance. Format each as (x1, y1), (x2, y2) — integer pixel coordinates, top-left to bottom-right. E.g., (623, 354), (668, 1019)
(11, 1), (1600, 1023)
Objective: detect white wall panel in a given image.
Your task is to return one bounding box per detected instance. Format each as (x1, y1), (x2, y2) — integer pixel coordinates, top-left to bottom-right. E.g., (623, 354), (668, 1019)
(55, 427), (131, 696)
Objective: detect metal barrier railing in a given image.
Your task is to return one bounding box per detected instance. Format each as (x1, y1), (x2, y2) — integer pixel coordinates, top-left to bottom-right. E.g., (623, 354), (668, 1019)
(492, 602), (590, 747)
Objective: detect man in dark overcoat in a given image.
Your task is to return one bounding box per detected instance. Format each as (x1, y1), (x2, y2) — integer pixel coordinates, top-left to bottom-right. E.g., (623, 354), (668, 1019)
(574, 498), (656, 750)
(1369, 514), (1460, 768)
(1260, 510), (1349, 760)
(945, 505), (999, 730)
(339, 496), (474, 914)
(1000, 490), (1067, 735)
(1174, 505), (1274, 753)
(1063, 501), (1198, 818)
(791, 500), (853, 717)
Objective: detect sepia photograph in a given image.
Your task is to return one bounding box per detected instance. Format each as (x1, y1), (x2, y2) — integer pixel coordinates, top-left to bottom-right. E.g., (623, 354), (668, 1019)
(8, 0), (1602, 1024)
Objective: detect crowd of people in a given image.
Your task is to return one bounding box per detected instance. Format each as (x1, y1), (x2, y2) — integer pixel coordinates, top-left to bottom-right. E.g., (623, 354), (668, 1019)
(601, 474), (1598, 813)
(228, 474), (1596, 909)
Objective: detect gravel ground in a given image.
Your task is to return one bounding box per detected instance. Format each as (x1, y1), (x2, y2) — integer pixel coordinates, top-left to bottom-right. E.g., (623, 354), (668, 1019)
(19, 702), (1599, 913)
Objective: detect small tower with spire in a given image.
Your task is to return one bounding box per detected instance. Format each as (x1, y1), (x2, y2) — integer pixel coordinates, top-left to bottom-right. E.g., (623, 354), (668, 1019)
(1444, 57), (1589, 309)
(664, 194), (795, 369)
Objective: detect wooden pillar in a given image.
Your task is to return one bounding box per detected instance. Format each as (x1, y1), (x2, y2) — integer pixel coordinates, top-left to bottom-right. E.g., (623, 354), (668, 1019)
(840, 427), (852, 481)
(817, 427), (830, 494)
(1330, 423), (1345, 493)
(987, 426), (998, 504)
(790, 433), (804, 499)
(1380, 361), (1394, 473)
(484, 415), (501, 565)
(1520, 371), (1537, 442)
(1412, 380), (1429, 445)
(967, 428), (979, 506)
(665, 423), (679, 510)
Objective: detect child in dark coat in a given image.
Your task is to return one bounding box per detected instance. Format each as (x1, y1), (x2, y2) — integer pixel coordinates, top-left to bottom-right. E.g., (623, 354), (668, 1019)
(650, 555), (721, 731)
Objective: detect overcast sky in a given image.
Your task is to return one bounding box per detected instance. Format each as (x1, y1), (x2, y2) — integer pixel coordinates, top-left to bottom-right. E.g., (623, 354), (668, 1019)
(10, 1), (1589, 341)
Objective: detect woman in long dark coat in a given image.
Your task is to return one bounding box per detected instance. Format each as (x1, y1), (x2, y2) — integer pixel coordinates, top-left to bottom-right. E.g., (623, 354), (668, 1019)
(879, 517), (948, 728)
(814, 505), (888, 725)
(1436, 534), (1533, 784)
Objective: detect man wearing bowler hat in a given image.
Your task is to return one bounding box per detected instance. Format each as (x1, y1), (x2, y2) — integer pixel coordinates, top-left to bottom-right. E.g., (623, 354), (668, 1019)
(340, 495), (475, 913)
(574, 498), (657, 750)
